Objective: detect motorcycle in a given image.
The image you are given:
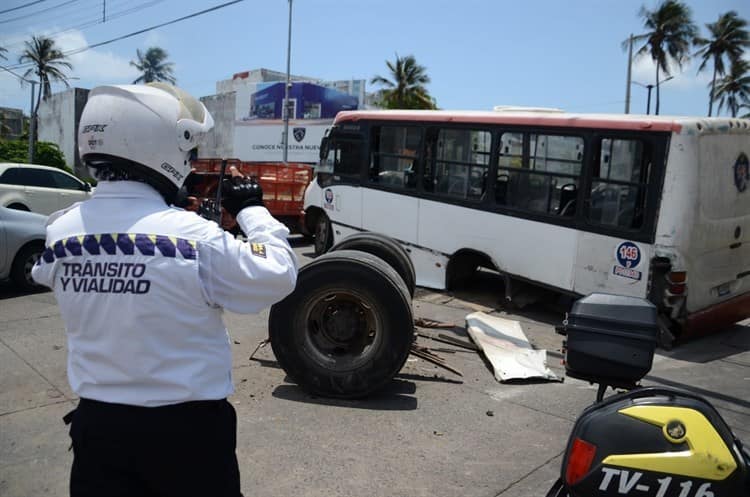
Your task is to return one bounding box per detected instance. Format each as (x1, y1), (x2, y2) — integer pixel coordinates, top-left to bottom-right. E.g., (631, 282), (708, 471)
(547, 293), (749, 497)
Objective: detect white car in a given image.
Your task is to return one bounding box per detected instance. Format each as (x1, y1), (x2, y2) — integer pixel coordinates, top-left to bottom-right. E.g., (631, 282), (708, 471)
(0, 206), (47, 291)
(0, 163), (93, 215)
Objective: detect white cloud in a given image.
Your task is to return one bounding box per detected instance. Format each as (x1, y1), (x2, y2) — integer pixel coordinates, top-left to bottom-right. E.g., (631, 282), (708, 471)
(143, 31), (166, 48)
(631, 54), (710, 91)
(1, 29), (142, 112)
(52, 30), (139, 83)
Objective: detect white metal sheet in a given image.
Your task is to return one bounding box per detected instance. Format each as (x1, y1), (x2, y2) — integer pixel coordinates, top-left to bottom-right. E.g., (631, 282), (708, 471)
(465, 312), (558, 382)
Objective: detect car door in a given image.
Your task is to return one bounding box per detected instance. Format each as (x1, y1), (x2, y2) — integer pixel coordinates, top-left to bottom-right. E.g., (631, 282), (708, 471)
(51, 170), (89, 209)
(24, 169), (60, 214)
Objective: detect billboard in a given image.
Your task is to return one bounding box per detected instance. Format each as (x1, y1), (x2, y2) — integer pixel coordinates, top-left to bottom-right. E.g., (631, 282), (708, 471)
(234, 81), (359, 162)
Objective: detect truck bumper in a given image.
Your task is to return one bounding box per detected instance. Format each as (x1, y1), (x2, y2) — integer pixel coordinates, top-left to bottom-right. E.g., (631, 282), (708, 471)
(683, 292), (750, 338)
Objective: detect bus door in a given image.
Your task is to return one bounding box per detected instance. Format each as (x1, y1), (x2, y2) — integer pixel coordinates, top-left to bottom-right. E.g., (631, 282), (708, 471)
(573, 134), (664, 298)
(324, 129), (367, 241)
(361, 125), (422, 244)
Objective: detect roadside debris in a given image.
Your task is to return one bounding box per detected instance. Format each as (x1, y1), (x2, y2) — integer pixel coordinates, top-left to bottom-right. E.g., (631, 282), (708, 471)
(465, 312), (559, 382)
(249, 338), (270, 360)
(414, 317), (456, 329)
(410, 343), (463, 377)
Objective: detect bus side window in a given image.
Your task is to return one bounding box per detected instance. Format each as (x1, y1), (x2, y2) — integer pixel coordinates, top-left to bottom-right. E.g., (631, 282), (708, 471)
(434, 128), (490, 200)
(496, 132), (582, 216)
(370, 126), (421, 190)
(422, 129), (438, 192)
(588, 138), (650, 230)
(332, 134), (365, 180)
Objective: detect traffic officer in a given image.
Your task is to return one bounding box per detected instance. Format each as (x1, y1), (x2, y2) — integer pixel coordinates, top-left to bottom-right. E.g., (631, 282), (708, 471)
(31, 83), (298, 497)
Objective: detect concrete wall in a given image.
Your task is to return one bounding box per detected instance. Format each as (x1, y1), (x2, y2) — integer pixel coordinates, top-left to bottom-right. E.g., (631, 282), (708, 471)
(37, 88), (89, 176)
(200, 91), (236, 159)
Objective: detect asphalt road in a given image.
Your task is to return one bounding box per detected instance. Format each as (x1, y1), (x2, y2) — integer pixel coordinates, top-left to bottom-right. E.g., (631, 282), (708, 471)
(1, 238), (748, 497)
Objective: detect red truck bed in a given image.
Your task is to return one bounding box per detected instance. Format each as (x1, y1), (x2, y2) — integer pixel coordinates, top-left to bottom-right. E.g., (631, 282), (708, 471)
(189, 159), (313, 232)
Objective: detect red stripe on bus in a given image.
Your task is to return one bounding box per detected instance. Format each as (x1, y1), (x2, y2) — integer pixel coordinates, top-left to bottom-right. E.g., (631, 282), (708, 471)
(334, 111), (683, 133)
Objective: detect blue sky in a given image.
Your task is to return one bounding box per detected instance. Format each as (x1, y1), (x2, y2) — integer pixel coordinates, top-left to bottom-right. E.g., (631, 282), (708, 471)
(1, 0), (749, 118)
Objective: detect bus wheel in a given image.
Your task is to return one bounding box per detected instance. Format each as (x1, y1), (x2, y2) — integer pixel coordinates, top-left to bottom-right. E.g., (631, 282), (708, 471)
(313, 214), (333, 255)
(329, 232), (416, 298)
(269, 250), (413, 399)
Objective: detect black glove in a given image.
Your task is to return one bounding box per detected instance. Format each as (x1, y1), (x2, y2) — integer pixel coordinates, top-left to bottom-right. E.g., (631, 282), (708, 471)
(221, 175), (264, 216)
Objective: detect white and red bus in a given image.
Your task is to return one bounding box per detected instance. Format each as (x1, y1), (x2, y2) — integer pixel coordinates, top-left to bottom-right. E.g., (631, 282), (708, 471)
(303, 109), (750, 342)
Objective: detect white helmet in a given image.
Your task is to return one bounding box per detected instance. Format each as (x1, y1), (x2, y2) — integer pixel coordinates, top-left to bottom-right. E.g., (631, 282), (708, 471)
(78, 83), (214, 188)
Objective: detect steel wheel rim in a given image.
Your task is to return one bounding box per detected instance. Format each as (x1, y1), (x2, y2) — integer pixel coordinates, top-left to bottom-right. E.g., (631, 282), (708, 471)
(23, 253), (40, 287)
(301, 287), (383, 372)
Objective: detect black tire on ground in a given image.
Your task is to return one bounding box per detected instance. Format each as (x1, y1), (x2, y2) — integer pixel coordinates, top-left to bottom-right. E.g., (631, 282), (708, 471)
(10, 243), (44, 292)
(313, 213), (333, 256)
(329, 232), (416, 298)
(269, 250), (414, 399)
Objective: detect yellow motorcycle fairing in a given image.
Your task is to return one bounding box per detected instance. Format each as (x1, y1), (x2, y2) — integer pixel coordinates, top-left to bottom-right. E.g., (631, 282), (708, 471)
(602, 405), (737, 481)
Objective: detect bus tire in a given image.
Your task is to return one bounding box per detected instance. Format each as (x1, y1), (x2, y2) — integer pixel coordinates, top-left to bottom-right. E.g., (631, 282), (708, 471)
(269, 250), (414, 399)
(313, 213), (333, 256)
(329, 232), (416, 298)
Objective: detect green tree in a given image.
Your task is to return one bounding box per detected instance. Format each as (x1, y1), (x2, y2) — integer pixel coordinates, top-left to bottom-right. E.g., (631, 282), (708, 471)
(694, 11), (750, 117)
(19, 36), (73, 117)
(130, 47), (176, 85)
(0, 139), (68, 169)
(713, 59), (750, 117)
(371, 54), (437, 109)
(632, 0), (698, 115)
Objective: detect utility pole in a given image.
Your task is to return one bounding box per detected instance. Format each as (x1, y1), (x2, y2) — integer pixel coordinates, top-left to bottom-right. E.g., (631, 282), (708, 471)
(624, 34), (633, 114)
(282, 0), (293, 165)
(28, 81), (38, 163)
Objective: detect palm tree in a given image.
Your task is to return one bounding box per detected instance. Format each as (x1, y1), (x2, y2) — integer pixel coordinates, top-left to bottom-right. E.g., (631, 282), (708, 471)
(632, 0), (698, 115)
(18, 35), (73, 116)
(130, 47), (176, 85)
(371, 54), (436, 109)
(694, 11), (750, 116)
(713, 59), (750, 117)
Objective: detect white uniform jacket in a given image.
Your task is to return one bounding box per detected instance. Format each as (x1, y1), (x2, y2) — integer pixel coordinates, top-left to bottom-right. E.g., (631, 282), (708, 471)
(31, 181), (298, 407)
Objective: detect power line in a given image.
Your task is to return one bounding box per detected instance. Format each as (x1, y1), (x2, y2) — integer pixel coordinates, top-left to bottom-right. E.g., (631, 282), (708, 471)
(68, 0), (244, 55)
(1, 0), (133, 30)
(6, 0), (243, 71)
(0, 0), (46, 16)
(2, 0), (165, 52)
(0, 0), (80, 25)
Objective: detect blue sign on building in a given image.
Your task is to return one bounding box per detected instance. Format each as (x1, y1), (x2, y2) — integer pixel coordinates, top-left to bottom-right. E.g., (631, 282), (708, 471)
(248, 82), (359, 120)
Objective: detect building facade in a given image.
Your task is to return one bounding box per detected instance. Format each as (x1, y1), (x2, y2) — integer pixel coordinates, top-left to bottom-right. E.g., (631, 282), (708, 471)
(0, 107), (25, 141)
(37, 88), (89, 176)
(202, 68), (368, 163)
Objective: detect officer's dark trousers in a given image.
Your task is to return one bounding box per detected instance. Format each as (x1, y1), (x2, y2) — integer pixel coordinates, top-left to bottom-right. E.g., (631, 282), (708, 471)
(67, 397), (242, 497)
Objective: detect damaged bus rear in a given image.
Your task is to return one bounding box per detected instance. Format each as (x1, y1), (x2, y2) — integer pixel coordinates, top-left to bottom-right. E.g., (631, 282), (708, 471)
(654, 118), (750, 340)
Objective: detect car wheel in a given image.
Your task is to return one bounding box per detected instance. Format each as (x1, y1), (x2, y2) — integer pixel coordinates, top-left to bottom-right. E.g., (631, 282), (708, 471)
(329, 232), (416, 298)
(7, 203), (30, 212)
(10, 243), (44, 292)
(269, 250), (414, 399)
